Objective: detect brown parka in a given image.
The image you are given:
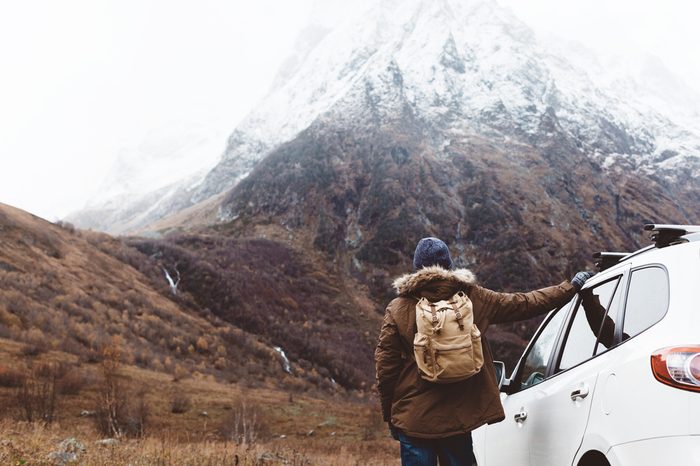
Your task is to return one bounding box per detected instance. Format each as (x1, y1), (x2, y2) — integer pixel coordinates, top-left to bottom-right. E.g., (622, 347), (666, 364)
(375, 265), (576, 439)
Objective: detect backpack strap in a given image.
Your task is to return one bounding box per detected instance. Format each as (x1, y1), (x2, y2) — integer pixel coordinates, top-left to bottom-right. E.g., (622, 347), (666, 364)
(428, 302), (441, 334)
(452, 292), (466, 331)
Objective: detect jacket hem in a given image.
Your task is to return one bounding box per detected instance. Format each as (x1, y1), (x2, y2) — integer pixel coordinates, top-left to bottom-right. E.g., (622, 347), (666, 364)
(394, 413), (506, 439)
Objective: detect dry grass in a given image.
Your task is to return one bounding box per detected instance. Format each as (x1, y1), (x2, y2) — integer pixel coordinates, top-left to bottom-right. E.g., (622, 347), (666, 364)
(0, 419), (399, 465)
(0, 337), (398, 464)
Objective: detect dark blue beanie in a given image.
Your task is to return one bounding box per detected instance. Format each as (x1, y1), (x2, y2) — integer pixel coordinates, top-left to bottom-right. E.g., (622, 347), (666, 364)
(413, 237), (453, 270)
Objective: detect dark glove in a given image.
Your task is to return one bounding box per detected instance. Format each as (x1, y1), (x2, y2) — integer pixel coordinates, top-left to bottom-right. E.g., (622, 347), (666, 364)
(389, 422), (400, 441)
(571, 271), (595, 290)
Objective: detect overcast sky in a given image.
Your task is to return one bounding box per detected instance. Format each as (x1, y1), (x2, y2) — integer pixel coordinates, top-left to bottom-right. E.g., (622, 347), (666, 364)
(1, 0), (699, 221)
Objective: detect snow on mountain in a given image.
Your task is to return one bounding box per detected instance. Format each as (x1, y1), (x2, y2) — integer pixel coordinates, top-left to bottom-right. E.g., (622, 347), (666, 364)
(204, 0), (699, 197)
(70, 0), (699, 233)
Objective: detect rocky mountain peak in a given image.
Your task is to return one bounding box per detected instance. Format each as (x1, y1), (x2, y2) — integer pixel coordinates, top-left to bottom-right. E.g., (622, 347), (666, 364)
(68, 0), (698, 237)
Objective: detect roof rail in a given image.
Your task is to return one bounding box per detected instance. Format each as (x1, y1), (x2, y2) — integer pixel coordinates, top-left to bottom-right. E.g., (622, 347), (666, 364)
(644, 224), (700, 248)
(592, 252), (630, 271)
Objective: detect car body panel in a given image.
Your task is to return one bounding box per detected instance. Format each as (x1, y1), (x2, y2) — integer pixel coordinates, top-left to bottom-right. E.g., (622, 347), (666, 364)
(606, 435), (700, 466)
(480, 392), (531, 464)
(526, 364), (600, 465)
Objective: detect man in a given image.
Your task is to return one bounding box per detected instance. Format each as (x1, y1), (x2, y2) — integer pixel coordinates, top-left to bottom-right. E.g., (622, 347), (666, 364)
(375, 237), (593, 465)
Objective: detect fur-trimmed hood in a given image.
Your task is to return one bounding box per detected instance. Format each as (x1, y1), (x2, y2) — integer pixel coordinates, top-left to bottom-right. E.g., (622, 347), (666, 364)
(392, 266), (477, 296)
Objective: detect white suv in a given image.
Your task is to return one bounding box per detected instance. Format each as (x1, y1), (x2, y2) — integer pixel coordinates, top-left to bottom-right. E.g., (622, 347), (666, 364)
(472, 224), (700, 466)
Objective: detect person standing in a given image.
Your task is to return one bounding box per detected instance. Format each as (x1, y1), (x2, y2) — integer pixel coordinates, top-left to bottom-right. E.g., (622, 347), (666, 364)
(375, 237), (593, 465)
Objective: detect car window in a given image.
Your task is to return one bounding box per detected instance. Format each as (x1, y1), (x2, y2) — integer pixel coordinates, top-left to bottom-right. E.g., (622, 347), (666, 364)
(622, 267), (669, 339)
(518, 302), (571, 390)
(559, 278), (620, 371)
(593, 282), (623, 355)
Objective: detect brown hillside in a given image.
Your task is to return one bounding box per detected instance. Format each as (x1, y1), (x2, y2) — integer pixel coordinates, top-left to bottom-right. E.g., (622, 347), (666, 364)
(0, 203), (295, 386)
(126, 234), (383, 389)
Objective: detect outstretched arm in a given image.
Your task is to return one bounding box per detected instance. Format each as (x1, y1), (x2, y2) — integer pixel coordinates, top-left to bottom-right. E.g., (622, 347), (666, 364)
(480, 272), (593, 325)
(478, 281), (576, 324)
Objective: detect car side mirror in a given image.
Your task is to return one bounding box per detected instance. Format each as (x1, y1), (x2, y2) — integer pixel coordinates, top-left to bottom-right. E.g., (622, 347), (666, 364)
(494, 360), (518, 394)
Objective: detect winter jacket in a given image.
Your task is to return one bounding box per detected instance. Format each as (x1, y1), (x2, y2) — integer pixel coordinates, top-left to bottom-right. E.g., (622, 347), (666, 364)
(375, 265), (577, 439)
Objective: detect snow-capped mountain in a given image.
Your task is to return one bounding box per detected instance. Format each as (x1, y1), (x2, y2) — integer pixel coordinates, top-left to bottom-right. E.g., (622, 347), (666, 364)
(69, 0), (699, 234)
(209, 0), (698, 291)
(210, 0), (698, 176)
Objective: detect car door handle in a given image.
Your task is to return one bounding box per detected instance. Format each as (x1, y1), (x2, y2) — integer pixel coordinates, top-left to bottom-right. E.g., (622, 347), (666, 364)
(514, 410), (528, 422)
(570, 387), (589, 401)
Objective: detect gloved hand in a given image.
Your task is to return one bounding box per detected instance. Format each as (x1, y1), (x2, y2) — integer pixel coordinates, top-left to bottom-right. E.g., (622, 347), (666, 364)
(389, 422), (400, 441)
(571, 271), (595, 290)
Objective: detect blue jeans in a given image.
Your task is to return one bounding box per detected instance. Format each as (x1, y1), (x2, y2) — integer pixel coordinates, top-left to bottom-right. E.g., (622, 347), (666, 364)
(399, 432), (477, 466)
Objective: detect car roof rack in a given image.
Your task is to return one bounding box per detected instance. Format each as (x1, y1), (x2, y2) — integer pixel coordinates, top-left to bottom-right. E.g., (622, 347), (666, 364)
(592, 252), (630, 271)
(644, 224), (700, 248)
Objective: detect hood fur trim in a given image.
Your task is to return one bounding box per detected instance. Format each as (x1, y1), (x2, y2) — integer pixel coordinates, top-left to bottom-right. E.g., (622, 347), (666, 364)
(392, 266), (477, 296)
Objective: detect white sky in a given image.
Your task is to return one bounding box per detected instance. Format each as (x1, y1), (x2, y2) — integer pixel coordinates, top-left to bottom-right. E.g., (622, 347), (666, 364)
(1, 0), (699, 221)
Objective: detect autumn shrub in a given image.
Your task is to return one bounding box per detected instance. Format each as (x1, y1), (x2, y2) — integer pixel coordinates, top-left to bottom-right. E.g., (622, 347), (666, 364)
(56, 367), (88, 395)
(362, 407), (384, 441)
(81, 348), (102, 364)
(54, 220), (76, 234)
(20, 342), (48, 357)
(0, 366), (24, 388)
(170, 393), (191, 414)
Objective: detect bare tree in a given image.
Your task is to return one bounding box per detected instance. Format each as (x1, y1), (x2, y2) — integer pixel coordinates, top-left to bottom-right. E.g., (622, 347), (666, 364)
(94, 337), (149, 438)
(219, 401), (266, 445)
(96, 338), (125, 438)
(14, 363), (60, 423)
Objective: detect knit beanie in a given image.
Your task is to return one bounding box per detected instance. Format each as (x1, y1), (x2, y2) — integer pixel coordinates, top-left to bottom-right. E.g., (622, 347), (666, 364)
(413, 237), (453, 270)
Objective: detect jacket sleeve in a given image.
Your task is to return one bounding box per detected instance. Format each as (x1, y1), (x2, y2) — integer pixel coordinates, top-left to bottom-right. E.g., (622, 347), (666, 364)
(374, 304), (404, 423)
(477, 280), (577, 325)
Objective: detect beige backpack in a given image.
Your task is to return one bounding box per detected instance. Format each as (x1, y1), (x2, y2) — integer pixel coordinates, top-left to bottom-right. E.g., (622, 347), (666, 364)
(414, 291), (484, 383)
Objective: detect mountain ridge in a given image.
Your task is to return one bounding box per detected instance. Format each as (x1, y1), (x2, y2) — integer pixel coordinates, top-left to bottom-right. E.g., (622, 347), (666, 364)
(68, 0), (699, 234)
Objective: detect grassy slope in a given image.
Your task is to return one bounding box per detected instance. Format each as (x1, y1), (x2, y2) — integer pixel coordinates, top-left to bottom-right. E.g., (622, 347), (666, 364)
(0, 338), (397, 464)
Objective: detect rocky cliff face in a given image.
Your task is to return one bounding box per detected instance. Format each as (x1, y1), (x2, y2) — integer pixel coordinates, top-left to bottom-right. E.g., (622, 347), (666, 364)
(209, 0), (699, 211)
(211, 0), (698, 287)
